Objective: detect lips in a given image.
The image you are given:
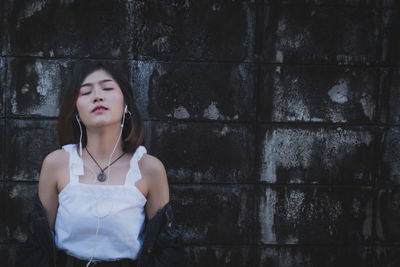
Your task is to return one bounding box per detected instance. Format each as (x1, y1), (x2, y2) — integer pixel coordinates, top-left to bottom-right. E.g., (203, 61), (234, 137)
(92, 105), (108, 112)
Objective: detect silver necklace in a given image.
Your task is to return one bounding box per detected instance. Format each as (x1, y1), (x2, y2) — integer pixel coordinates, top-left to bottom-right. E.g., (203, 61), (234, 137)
(85, 147), (126, 182)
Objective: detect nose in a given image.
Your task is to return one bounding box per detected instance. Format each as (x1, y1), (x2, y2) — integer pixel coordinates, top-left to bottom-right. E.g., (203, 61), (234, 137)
(92, 87), (104, 103)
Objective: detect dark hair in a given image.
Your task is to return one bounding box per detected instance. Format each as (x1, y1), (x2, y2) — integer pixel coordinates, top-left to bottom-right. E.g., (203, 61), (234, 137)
(58, 61), (145, 153)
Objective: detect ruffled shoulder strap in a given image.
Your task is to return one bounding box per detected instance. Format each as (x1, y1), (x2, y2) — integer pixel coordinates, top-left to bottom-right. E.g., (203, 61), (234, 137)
(125, 146), (147, 186)
(62, 144), (84, 184)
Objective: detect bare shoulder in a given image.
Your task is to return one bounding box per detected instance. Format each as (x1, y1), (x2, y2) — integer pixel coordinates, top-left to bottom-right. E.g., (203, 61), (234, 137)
(40, 149), (69, 182)
(138, 154), (168, 184)
(39, 149), (69, 229)
(42, 149), (69, 169)
(139, 154), (169, 218)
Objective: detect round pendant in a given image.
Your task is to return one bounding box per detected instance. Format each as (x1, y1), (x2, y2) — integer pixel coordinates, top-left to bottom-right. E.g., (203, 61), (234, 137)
(97, 172), (107, 182)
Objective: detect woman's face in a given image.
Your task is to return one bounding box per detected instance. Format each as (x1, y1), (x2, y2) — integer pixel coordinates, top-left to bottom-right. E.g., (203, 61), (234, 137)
(76, 69), (125, 128)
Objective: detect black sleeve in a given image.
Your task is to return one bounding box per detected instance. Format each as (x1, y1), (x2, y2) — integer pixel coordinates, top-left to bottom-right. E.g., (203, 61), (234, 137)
(137, 203), (186, 267)
(15, 196), (56, 267)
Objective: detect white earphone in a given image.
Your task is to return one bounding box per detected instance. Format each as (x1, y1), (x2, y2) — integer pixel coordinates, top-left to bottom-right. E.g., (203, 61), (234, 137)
(75, 114), (83, 157)
(121, 105), (128, 128)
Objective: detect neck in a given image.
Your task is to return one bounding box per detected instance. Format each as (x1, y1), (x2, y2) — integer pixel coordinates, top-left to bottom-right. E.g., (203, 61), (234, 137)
(85, 124), (124, 163)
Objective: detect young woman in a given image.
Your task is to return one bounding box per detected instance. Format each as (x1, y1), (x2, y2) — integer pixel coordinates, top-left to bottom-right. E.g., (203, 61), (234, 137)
(32, 62), (183, 267)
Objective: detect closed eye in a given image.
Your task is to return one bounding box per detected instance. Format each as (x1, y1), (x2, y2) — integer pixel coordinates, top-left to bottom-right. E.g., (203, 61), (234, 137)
(81, 91), (91, 96)
(103, 88), (113, 91)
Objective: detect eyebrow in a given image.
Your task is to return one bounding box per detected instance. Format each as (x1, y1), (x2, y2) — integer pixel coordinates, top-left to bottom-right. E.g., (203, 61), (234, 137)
(80, 79), (114, 88)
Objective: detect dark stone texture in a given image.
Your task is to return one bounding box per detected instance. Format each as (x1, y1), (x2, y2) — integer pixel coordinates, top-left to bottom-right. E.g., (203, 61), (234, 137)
(132, 61), (256, 121)
(170, 184), (257, 244)
(0, 58), (5, 117)
(5, 120), (58, 181)
(376, 188), (400, 242)
(0, 244), (18, 267)
(256, 246), (373, 267)
(0, 182), (4, 241)
(186, 245), (373, 267)
(382, 9), (400, 66)
(0, 183), (37, 243)
(381, 127), (400, 184)
(147, 122), (255, 184)
(257, 186), (373, 244)
(185, 246), (258, 267)
(387, 69), (400, 124)
(0, 0), (3, 56)
(259, 65), (378, 123)
(261, 6), (380, 65)
(0, 119), (4, 180)
(382, 0), (400, 8)
(376, 247), (400, 267)
(380, 68), (400, 124)
(7, 58), (69, 117)
(4, 0), (134, 58)
(132, 1), (255, 61)
(257, 126), (380, 184)
(279, 0), (379, 6)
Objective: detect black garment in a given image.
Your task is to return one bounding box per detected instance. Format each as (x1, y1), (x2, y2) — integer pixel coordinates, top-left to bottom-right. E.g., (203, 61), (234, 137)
(137, 203), (185, 267)
(15, 195), (57, 267)
(56, 250), (137, 267)
(15, 195), (185, 267)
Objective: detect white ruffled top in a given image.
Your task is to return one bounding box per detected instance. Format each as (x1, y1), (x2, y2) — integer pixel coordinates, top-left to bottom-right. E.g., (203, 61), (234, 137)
(54, 144), (147, 261)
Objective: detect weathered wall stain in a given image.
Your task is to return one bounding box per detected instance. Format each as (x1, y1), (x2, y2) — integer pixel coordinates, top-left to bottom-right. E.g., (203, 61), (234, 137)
(260, 65), (378, 123)
(8, 59), (67, 116)
(140, 61), (255, 121)
(259, 127), (377, 184)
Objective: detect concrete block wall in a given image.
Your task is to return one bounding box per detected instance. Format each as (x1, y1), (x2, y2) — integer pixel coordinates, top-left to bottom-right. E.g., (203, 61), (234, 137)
(0, 0), (399, 266)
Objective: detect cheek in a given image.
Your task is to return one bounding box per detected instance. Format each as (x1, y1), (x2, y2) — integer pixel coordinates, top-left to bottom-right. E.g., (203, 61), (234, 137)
(75, 97), (89, 117)
(114, 91), (125, 109)
(75, 98), (84, 114)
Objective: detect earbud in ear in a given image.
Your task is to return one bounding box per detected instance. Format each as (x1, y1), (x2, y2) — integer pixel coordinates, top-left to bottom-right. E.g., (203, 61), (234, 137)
(121, 105), (128, 128)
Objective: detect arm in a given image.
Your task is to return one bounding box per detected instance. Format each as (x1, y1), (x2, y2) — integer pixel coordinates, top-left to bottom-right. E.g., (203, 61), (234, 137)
(137, 155), (185, 267)
(139, 154), (170, 220)
(38, 150), (66, 231)
(15, 150), (66, 267)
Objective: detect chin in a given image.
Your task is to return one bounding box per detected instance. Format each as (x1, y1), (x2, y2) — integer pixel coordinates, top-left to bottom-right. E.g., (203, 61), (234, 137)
(91, 119), (120, 128)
